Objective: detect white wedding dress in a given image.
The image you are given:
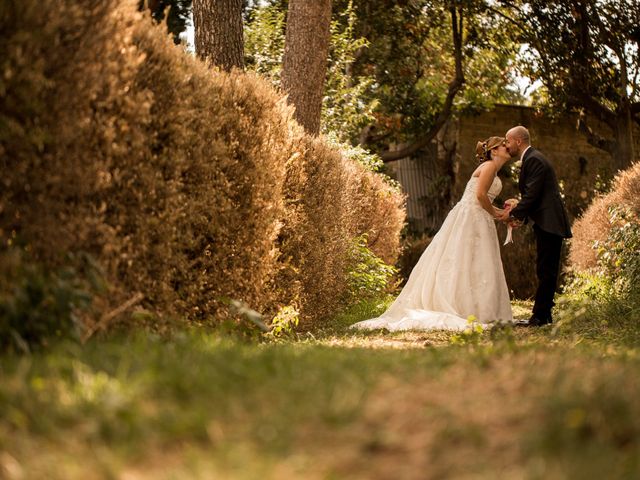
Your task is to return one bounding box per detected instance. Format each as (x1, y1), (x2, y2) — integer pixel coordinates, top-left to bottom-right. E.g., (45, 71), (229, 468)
(351, 175), (513, 331)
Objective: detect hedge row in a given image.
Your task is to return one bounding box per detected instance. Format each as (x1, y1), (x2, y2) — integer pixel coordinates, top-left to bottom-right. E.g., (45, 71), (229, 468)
(0, 0), (405, 329)
(570, 162), (640, 271)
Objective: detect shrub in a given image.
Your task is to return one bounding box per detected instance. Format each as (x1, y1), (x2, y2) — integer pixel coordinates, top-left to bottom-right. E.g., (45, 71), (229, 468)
(277, 135), (358, 322)
(555, 207), (640, 345)
(570, 162), (640, 270)
(0, 246), (101, 352)
(350, 163), (406, 266)
(277, 135), (405, 324)
(346, 234), (398, 301)
(115, 24), (292, 323)
(593, 205), (640, 301)
(0, 0), (405, 334)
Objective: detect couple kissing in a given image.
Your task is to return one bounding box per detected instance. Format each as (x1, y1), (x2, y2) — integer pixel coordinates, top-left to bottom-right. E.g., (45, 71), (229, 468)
(351, 125), (572, 332)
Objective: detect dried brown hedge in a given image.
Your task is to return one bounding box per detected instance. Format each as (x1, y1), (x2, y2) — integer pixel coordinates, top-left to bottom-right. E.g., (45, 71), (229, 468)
(277, 136), (405, 322)
(569, 162), (640, 270)
(0, 0), (404, 327)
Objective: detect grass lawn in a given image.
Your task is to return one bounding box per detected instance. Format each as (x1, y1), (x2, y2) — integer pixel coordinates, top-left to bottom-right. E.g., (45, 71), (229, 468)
(2, 298), (640, 479)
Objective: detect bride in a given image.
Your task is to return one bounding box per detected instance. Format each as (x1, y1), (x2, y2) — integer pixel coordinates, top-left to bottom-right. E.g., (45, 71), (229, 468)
(351, 136), (513, 331)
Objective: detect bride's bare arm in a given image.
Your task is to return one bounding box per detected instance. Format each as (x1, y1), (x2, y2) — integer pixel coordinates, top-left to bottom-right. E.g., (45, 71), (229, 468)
(476, 162), (498, 218)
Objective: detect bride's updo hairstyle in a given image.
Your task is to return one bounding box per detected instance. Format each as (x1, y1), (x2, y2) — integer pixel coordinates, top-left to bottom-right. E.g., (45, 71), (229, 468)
(475, 136), (505, 163)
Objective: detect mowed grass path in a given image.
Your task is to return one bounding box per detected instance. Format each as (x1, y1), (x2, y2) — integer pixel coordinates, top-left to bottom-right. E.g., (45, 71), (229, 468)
(2, 299), (640, 479)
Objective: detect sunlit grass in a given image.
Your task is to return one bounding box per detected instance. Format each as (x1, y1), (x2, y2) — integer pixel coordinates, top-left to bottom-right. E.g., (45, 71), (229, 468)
(2, 297), (640, 479)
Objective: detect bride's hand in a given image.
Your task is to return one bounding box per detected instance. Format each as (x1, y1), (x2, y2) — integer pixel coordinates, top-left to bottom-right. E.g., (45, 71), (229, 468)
(493, 207), (508, 220)
(494, 209), (512, 222)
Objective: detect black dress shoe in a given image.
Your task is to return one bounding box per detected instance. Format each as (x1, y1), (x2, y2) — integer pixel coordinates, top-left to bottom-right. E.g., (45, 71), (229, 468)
(526, 316), (552, 327)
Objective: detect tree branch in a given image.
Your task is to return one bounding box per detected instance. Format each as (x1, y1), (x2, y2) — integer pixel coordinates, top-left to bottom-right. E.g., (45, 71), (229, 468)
(576, 110), (617, 155)
(487, 2), (538, 39)
(81, 293), (144, 343)
(569, 92), (617, 129)
(358, 124), (392, 146)
(379, 5), (464, 163)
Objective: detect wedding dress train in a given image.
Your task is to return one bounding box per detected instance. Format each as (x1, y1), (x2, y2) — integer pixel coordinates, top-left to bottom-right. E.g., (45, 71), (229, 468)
(351, 176), (513, 331)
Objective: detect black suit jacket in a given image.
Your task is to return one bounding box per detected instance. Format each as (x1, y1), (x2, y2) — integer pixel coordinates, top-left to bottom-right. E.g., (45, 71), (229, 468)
(510, 147), (572, 238)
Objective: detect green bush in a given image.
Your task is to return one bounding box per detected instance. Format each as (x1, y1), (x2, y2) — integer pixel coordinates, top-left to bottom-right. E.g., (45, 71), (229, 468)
(594, 205), (640, 301)
(0, 247), (102, 352)
(346, 234), (397, 300)
(555, 204), (640, 343)
(560, 162), (640, 342)
(571, 162), (640, 270)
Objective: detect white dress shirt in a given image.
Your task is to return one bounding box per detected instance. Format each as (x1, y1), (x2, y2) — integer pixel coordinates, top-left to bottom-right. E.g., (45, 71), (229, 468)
(520, 145), (532, 162)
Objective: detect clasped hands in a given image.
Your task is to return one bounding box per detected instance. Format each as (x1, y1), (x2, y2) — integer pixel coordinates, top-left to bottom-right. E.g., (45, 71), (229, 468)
(494, 198), (523, 228)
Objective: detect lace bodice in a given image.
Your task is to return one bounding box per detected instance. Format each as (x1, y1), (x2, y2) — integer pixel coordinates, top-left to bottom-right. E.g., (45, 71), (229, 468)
(461, 176), (502, 202)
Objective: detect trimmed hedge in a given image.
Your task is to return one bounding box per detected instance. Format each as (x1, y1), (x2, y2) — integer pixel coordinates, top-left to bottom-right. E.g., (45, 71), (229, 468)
(0, 0), (404, 330)
(570, 162), (640, 271)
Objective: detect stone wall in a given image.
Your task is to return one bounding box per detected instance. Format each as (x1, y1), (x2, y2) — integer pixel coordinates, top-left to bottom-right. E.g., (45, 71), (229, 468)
(453, 104), (640, 218)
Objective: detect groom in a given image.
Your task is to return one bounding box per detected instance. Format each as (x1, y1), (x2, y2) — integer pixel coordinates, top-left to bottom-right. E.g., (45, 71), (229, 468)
(498, 126), (572, 327)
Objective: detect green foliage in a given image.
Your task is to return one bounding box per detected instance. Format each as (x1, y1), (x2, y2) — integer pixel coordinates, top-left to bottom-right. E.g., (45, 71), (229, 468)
(244, 3), (286, 85)
(221, 299), (300, 341)
(554, 205), (640, 344)
(325, 132), (401, 190)
(339, 0), (523, 149)
(447, 316), (518, 351)
(326, 132), (382, 172)
(321, 0), (377, 142)
(244, 0), (523, 148)
(562, 204), (640, 316)
(0, 247), (103, 352)
(345, 234), (397, 301)
(311, 295), (394, 336)
(556, 198), (640, 345)
(507, 0), (640, 167)
(449, 316), (484, 346)
(511, 0), (639, 114)
(552, 270), (640, 349)
(219, 298), (270, 342)
(266, 304), (300, 340)
(594, 205), (640, 301)
(244, 0), (378, 142)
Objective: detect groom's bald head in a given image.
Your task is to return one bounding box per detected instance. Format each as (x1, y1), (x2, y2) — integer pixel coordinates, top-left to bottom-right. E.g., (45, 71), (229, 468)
(505, 126), (530, 158)
(506, 126), (530, 143)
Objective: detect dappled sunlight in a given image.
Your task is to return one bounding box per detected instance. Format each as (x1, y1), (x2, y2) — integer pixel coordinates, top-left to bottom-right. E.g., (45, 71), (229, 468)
(2, 0), (640, 478)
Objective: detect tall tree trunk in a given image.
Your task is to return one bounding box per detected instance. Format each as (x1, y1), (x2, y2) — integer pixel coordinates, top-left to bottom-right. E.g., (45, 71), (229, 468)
(281, 0), (332, 135)
(193, 0), (244, 71)
(614, 106), (635, 171)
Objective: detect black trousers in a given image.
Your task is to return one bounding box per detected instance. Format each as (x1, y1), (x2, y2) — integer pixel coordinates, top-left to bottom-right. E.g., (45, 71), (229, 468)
(532, 224), (564, 320)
